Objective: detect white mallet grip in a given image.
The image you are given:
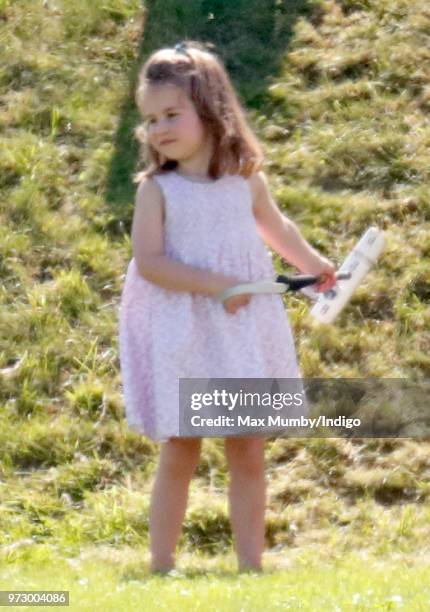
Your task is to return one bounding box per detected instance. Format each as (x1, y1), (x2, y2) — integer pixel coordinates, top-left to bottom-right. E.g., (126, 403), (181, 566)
(218, 280), (286, 302)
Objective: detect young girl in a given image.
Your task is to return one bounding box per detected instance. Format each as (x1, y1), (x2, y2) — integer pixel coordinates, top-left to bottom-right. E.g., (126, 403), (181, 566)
(119, 40), (337, 574)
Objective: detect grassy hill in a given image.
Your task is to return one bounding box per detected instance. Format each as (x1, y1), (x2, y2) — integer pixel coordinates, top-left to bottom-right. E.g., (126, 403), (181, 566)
(1, 0), (430, 607)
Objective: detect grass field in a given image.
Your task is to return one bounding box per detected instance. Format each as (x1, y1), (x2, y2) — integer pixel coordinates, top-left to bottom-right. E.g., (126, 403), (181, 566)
(2, 549), (430, 610)
(1, 0), (430, 609)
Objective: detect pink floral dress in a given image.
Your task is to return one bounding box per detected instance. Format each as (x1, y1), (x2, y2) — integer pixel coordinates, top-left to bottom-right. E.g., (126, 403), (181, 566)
(118, 170), (303, 441)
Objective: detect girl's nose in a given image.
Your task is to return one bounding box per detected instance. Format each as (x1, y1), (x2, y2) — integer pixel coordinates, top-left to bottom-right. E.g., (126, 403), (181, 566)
(152, 129), (171, 145)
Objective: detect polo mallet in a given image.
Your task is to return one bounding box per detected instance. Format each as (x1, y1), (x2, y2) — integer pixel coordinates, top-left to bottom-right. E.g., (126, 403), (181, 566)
(217, 227), (385, 324)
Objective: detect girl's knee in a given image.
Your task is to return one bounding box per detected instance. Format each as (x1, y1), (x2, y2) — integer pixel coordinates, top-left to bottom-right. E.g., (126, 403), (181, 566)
(160, 437), (201, 474)
(225, 437), (265, 477)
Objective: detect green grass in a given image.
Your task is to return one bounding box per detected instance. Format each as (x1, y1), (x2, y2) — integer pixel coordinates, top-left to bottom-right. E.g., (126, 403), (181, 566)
(1, 0), (430, 608)
(2, 550), (430, 611)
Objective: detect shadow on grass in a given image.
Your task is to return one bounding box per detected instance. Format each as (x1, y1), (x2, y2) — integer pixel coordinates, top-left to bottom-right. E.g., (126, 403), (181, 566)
(105, 0), (311, 218)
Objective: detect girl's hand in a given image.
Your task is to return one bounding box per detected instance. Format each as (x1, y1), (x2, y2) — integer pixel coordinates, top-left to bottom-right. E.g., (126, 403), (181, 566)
(304, 256), (337, 293)
(223, 292), (252, 314)
(218, 275), (252, 314)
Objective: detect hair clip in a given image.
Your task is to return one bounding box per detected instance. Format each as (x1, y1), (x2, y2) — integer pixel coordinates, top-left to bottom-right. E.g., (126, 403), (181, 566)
(174, 41), (189, 54)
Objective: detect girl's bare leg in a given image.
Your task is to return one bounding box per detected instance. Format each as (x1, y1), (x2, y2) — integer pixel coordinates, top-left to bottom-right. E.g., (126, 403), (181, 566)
(224, 436), (266, 572)
(149, 437), (201, 572)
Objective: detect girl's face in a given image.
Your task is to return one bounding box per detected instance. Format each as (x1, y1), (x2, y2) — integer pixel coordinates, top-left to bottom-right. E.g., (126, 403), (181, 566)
(141, 83), (210, 162)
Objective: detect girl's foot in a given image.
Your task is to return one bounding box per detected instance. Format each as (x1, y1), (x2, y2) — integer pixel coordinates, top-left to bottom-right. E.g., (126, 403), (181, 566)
(150, 568), (173, 575)
(150, 567), (185, 579)
(238, 562), (263, 574)
(149, 561), (175, 574)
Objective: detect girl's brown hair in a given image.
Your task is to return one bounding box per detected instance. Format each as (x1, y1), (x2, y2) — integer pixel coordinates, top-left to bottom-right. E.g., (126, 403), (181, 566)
(133, 40), (264, 183)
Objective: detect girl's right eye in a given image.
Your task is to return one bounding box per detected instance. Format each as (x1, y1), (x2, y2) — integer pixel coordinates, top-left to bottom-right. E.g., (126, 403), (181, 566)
(146, 113), (177, 125)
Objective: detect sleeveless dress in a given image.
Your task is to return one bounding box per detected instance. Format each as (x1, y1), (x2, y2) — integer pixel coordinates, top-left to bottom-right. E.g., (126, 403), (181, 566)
(118, 170), (305, 442)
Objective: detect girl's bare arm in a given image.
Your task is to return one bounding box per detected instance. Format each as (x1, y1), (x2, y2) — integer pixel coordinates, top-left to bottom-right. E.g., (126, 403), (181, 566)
(249, 171), (328, 272)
